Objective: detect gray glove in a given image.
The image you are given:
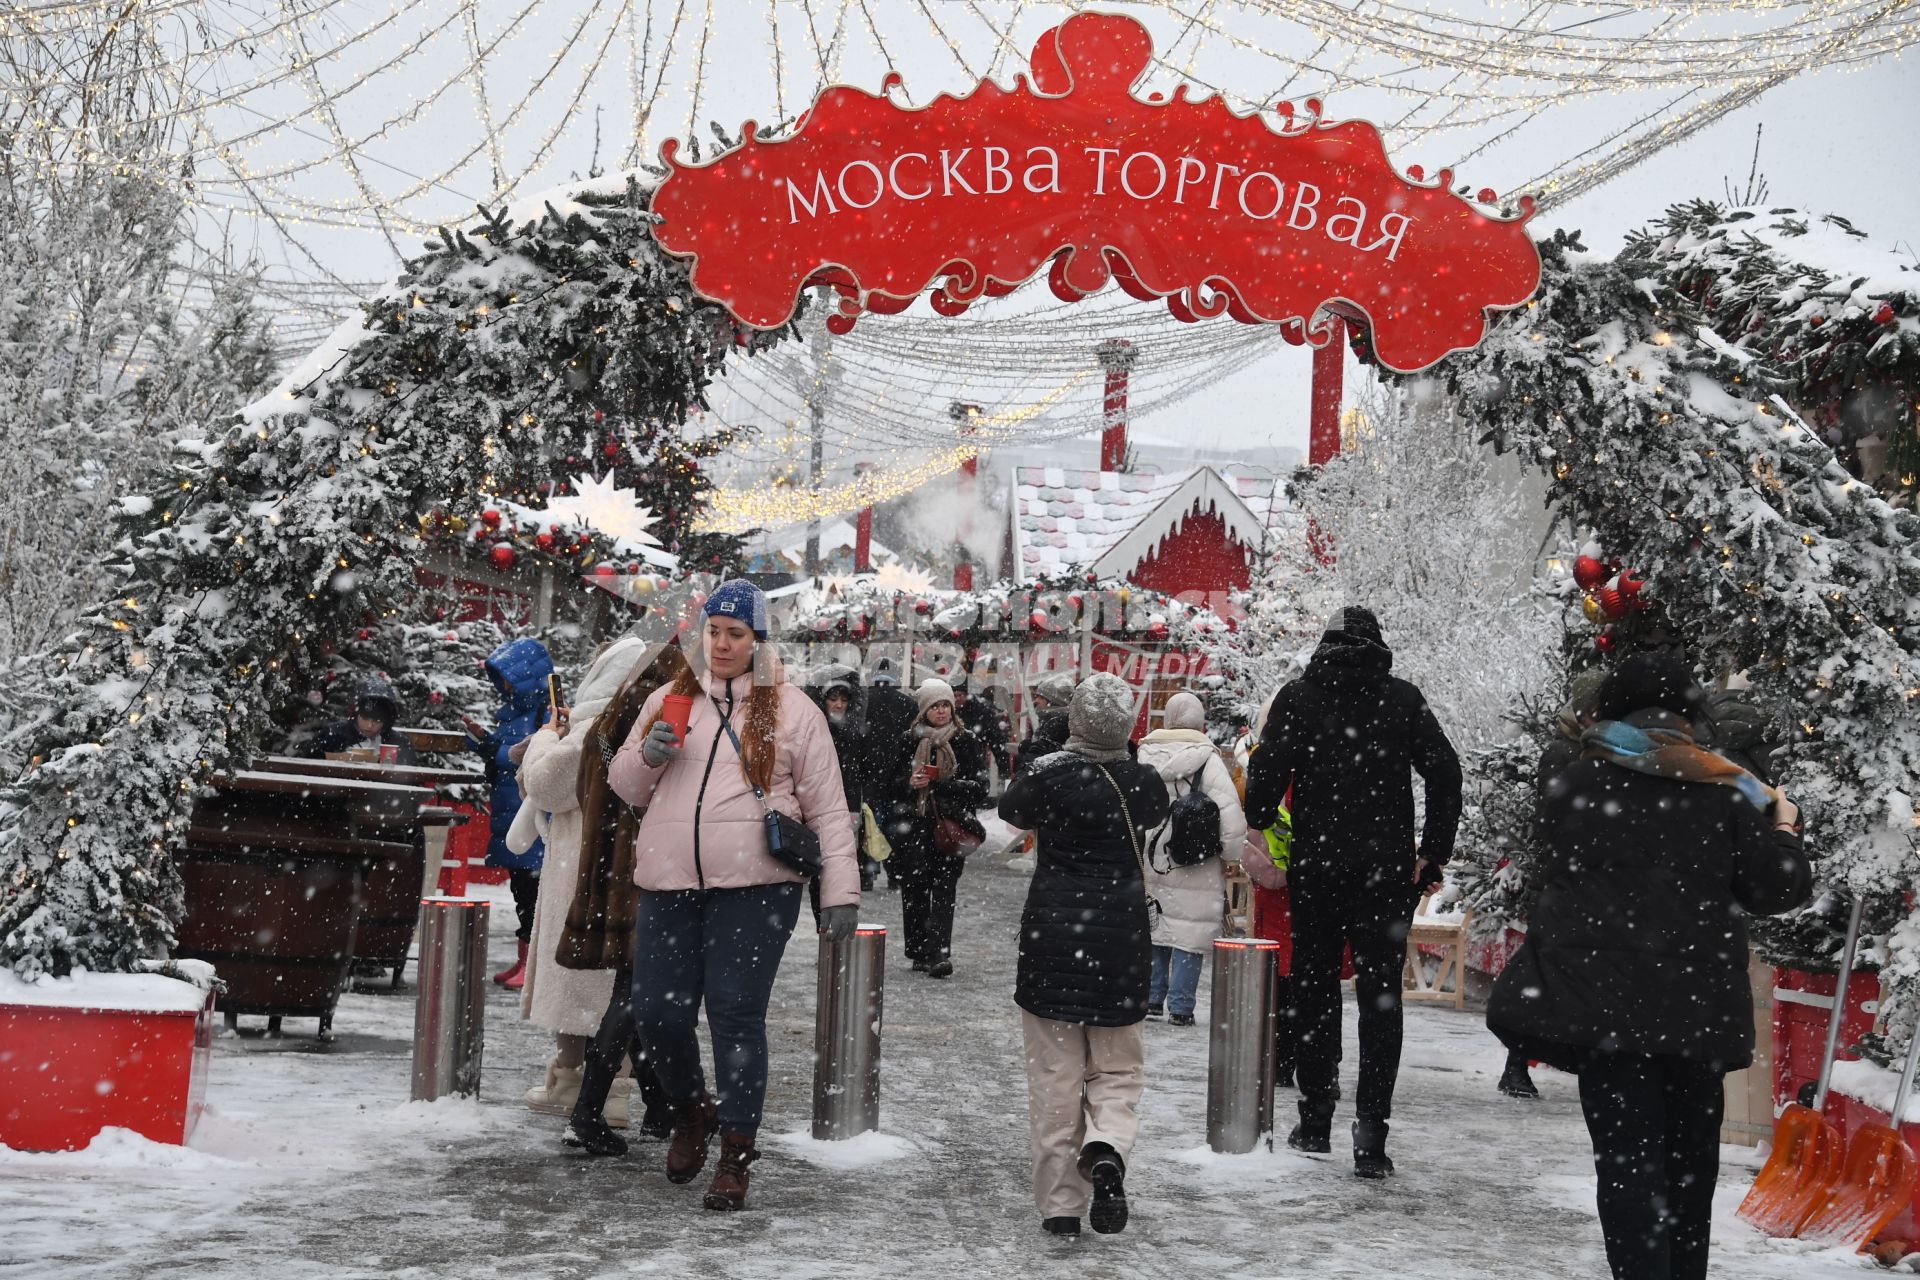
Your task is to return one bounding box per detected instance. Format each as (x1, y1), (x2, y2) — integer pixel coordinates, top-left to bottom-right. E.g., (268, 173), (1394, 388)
(640, 718), (682, 767)
(818, 904), (859, 943)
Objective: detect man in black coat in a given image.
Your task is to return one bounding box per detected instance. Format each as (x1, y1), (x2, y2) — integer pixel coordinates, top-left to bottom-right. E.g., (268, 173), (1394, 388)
(953, 677), (1011, 782)
(304, 674), (420, 765)
(862, 658), (919, 887)
(1243, 605), (1462, 1177)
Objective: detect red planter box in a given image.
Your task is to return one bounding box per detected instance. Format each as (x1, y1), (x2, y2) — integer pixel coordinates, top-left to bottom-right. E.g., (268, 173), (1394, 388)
(1773, 966), (1880, 1112)
(0, 976), (215, 1152)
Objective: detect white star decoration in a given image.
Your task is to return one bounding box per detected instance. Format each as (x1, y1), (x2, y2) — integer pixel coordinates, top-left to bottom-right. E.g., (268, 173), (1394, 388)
(872, 562), (936, 595)
(542, 472), (662, 550)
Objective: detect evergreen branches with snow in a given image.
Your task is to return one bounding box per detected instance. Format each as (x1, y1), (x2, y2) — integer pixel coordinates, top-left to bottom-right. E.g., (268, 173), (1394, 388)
(0, 178), (788, 978)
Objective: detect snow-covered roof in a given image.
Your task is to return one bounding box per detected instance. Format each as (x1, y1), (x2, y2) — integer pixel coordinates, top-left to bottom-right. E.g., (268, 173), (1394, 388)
(1009, 464), (1282, 583)
(746, 518), (895, 568)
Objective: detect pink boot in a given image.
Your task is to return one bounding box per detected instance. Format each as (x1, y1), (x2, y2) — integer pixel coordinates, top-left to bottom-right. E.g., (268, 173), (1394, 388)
(494, 938), (528, 987)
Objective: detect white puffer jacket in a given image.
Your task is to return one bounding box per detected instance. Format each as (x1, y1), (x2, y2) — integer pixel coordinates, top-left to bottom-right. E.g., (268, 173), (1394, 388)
(1137, 711), (1248, 955)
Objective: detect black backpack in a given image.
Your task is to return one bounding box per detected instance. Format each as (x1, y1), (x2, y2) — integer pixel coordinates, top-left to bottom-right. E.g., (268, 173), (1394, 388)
(1149, 763), (1223, 870)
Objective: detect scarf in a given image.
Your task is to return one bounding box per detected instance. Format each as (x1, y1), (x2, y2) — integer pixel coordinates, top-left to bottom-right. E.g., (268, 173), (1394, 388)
(911, 719), (960, 817)
(1579, 710), (1774, 810)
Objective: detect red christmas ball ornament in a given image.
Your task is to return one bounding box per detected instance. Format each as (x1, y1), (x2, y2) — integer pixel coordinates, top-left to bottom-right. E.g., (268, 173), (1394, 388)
(914, 600), (930, 615)
(429, 691), (443, 704)
(626, 562), (641, 574)
(1618, 570), (1646, 600)
(479, 508), (502, 531)
(1572, 555), (1608, 590)
(445, 631), (458, 642)
(1029, 609), (1050, 630)
(534, 531), (555, 551)
(1595, 628), (1618, 654)
(355, 627), (371, 641)
(591, 562), (616, 578)
(489, 542), (516, 572)
(593, 409), (605, 423)
(602, 442), (621, 459)
(1809, 314), (1825, 328)
(1597, 584), (1629, 619)
(1148, 619), (1170, 640)
(1875, 303), (1897, 325)
(1068, 592), (1083, 611)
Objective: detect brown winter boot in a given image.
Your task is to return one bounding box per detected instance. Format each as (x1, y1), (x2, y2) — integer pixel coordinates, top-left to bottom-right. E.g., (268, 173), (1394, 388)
(702, 1132), (760, 1211)
(664, 1094), (719, 1184)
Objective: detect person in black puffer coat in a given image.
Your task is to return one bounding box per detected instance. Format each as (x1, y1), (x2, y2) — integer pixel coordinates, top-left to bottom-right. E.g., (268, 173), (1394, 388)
(883, 679), (990, 976)
(862, 659), (919, 887)
(808, 664), (873, 892)
(1000, 672), (1170, 1240)
(1488, 653), (1810, 1280)
(1014, 672), (1075, 778)
(1242, 605), (1462, 1178)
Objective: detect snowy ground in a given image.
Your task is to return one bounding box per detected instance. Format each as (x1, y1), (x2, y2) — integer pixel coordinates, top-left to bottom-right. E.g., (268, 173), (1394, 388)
(1, 854), (1882, 1279)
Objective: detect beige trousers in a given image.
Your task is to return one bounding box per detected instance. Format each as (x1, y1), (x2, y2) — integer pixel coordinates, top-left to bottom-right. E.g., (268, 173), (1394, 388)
(1019, 1011), (1146, 1218)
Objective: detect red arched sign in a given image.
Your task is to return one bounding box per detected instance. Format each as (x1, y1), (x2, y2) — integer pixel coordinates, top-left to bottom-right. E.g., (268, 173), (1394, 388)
(652, 11), (1540, 374)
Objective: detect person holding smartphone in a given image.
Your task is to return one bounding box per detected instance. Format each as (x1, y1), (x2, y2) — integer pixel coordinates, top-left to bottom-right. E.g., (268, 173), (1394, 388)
(465, 636), (554, 989)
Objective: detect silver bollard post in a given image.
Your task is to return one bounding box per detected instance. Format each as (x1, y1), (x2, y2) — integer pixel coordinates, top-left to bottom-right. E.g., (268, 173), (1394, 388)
(1208, 936), (1281, 1154)
(812, 923), (886, 1140)
(411, 897), (490, 1101)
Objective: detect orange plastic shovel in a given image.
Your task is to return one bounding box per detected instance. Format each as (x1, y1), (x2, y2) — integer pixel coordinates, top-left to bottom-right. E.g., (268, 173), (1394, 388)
(1799, 1023), (1920, 1250)
(1736, 897), (1863, 1237)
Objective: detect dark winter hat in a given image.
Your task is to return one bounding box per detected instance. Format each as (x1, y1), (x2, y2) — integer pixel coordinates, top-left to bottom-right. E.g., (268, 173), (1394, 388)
(702, 579), (769, 639)
(1324, 605), (1385, 647)
(1595, 652), (1704, 723)
(354, 674), (400, 727)
(870, 657), (900, 687)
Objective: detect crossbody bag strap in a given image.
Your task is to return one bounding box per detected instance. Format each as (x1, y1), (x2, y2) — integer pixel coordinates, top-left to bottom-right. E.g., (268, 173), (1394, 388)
(710, 695), (774, 816)
(1094, 763), (1146, 879)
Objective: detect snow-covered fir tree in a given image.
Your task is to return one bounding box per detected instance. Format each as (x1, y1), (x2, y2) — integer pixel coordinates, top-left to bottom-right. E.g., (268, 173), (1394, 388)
(0, 20), (277, 668)
(1437, 223), (1920, 1026)
(0, 176), (789, 978)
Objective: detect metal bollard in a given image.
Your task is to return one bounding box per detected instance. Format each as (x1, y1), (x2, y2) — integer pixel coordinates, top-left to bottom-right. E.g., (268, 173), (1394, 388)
(411, 897), (490, 1101)
(1207, 936), (1282, 1154)
(812, 924), (886, 1140)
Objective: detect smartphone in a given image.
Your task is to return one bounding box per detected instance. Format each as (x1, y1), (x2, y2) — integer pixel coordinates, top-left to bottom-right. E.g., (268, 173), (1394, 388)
(547, 672), (567, 725)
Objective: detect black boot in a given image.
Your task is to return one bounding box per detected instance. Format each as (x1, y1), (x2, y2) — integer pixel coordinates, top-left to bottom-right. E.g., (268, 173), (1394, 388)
(1353, 1118), (1394, 1180)
(563, 1116), (629, 1157)
(568, 1004), (632, 1157)
(1079, 1141), (1128, 1234)
(1042, 1216), (1081, 1237)
(1287, 1098), (1333, 1153)
(1498, 1054), (1541, 1100)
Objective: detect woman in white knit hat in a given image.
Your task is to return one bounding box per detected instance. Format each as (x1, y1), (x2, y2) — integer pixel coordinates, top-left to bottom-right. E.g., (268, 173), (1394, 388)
(881, 678), (989, 978)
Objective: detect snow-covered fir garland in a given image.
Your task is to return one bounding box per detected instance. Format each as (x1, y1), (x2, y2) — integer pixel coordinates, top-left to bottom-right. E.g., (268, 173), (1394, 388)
(0, 176), (789, 978)
(1437, 226), (1920, 1025)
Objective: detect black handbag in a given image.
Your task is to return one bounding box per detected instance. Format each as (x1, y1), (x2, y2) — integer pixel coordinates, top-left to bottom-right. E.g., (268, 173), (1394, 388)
(714, 700), (822, 879)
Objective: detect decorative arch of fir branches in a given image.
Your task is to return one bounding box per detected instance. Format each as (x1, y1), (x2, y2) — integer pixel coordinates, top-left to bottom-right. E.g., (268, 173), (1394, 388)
(0, 177), (790, 978)
(1435, 223), (1920, 1019)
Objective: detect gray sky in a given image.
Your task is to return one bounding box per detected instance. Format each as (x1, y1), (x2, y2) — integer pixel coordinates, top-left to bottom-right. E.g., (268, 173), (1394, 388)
(190, 1), (1920, 482)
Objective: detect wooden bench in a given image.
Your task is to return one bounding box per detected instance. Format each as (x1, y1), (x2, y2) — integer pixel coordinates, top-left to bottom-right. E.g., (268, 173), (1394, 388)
(1403, 896), (1471, 1010)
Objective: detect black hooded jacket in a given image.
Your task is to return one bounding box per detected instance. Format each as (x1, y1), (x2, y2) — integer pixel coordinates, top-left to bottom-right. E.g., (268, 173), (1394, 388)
(1242, 620), (1462, 874)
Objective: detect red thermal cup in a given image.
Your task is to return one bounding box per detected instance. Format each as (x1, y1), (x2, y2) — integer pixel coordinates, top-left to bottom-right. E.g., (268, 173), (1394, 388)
(661, 693), (694, 741)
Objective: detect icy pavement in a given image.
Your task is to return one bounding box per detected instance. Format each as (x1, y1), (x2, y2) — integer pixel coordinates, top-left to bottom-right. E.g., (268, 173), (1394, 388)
(2, 858), (1877, 1279)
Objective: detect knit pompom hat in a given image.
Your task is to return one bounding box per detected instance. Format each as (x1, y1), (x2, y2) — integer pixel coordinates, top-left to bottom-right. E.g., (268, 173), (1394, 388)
(915, 678), (956, 715)
(702, 579), (770, 639)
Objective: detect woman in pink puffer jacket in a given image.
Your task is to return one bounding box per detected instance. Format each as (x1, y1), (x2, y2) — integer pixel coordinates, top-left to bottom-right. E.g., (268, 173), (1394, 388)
(609, 580), (857, 1213)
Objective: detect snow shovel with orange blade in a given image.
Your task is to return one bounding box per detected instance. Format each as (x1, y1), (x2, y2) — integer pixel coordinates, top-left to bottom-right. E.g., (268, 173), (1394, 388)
(1799, 1023), (1920, 1250)
(1736, 896), (1863, 1237)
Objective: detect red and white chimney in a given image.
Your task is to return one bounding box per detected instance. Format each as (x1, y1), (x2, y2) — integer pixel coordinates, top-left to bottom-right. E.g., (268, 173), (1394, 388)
(1097, 337), (1137, 471)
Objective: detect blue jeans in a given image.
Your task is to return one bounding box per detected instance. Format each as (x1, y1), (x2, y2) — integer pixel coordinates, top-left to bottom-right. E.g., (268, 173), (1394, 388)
(630, 882), (804, 1138)
(1150, 945), (1205, 1017)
